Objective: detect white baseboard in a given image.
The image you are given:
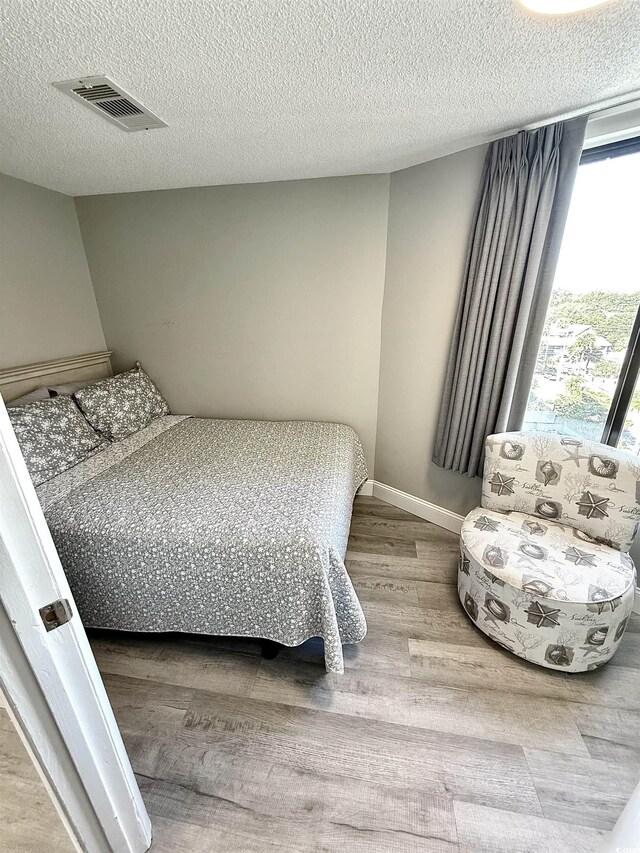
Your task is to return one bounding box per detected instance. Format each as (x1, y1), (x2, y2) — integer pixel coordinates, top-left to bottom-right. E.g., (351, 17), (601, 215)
(357, 479), (464, 535)
(357, 480), (375, 497)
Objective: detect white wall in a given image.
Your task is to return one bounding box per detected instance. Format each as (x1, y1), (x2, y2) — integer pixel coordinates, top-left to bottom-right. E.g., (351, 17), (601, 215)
(75, 175), (390, 470)
(375, 144), (488, 516)
(0, 173), (106, 368)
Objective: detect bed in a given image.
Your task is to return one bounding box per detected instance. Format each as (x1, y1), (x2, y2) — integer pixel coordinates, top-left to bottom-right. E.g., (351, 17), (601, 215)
(1, 352), (368, 673)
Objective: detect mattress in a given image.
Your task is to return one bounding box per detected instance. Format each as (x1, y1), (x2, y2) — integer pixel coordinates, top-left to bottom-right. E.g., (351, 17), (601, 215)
(37, 415), (368, 673)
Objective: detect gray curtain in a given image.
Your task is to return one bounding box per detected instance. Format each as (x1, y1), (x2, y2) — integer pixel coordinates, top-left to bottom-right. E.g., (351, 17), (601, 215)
(432, 116), (587, 478)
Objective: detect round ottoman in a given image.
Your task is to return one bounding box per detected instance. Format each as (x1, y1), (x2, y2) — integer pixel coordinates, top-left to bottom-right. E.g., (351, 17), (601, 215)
(458, 506), (636, 672)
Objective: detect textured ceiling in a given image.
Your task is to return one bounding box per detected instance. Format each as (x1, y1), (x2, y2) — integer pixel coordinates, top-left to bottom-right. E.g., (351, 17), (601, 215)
(1, 0), (639, 196)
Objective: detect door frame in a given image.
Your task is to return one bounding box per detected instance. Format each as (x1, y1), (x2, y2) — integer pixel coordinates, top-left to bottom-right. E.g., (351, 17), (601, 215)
(0, 400), (151, 853)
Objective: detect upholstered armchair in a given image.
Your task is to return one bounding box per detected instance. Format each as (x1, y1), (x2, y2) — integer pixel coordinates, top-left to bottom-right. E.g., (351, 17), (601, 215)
(458, 431), (638, 672)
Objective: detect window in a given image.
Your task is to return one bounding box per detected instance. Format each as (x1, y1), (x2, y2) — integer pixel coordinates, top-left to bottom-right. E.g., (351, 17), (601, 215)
(522, 137), (640, 453)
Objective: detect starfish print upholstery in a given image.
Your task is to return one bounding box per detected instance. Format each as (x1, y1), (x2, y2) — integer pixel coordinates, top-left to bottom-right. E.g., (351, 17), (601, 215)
(560, 439), (591, 467)
(576, 491), (610, 520)
(579, 643), (610, 657)
(564, 546), (597, 567)
(489, 473), (515, 496)
(474, 515), (500, 532)
(525, 601), (561, 628)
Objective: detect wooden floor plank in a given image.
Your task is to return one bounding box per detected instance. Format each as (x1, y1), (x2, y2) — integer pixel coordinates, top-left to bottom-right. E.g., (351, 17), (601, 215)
(346, 551), (456, 585)
(609, 626), (640, 669)
(351, 498), (419, 521)
(408, 637), (640, 710)
(0, 709), (74, 853)
(415, 536), (460, 558)
(271, 628), (415, 678)
(92, 633), (261, 698)
(178, 687), (543, 816)
(249, 658), (589, 756)
(573, 703), (640, 762)
(350, 574), (420, 606)
(147, 813), (299, 853)
(99, 671), (194, 737)
(349, 516), (460, 545)
(345, 532), (418, 558)
(135, 749), (460, 852)
(453, 800), (606, 853)
(524, 747), (639, 830)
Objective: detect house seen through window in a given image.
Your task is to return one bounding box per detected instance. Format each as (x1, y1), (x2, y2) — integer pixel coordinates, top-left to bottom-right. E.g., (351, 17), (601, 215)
(522, 139), (640, 452)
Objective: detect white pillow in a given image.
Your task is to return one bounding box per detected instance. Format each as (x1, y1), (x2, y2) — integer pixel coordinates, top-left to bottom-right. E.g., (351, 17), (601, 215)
(48, 380), (90, 397)
(7, 386), (51, 406)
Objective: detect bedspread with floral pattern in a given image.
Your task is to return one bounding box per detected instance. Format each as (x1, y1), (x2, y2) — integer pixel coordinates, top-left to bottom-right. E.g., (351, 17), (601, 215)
(38, 416), (368, 673)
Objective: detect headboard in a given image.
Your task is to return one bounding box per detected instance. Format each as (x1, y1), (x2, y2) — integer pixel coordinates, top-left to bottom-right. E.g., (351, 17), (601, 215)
(0, 351), (113, 403)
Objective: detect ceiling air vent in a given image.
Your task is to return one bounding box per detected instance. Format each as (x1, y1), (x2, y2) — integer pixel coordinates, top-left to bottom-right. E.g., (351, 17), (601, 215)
(52, 76), (167, 132)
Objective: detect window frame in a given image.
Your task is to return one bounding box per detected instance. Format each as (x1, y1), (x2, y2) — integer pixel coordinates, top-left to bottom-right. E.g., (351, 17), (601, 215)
(576, 136), (640, 448)
(580, 134), (640, 166)
(601, 302), (640, 447)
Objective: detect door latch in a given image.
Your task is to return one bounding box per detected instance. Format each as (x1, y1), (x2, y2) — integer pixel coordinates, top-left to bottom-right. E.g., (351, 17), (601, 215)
(39, 599), (73, 632)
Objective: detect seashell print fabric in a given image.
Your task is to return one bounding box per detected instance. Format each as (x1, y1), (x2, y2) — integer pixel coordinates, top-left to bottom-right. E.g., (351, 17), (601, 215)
(459, 506), (636, 673)
(482, 432), (640, 551)
(37, 416), (368, 674)
(464, 507), (635, 603)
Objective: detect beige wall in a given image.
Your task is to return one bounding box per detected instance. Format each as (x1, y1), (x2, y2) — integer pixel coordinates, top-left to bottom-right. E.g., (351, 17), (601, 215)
(75, 175), (390, 469)
(375, 145), (488, 516)
(2, 157), (493, 513)
(0, 173), (106, 367)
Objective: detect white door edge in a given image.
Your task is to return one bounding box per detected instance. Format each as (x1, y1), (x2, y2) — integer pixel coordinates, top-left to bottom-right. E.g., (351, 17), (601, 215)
(0, 401), (151, 853)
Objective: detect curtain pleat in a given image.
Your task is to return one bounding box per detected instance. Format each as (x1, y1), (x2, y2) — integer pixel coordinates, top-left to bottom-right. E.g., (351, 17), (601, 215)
(432, 117), (587, 477)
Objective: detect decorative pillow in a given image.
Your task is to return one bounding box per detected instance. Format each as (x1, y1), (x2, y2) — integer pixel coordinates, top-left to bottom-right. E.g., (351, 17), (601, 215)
(7, 386), (51, 405)
(8, 396), (108, 486)
(73, 366), (170, 441)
